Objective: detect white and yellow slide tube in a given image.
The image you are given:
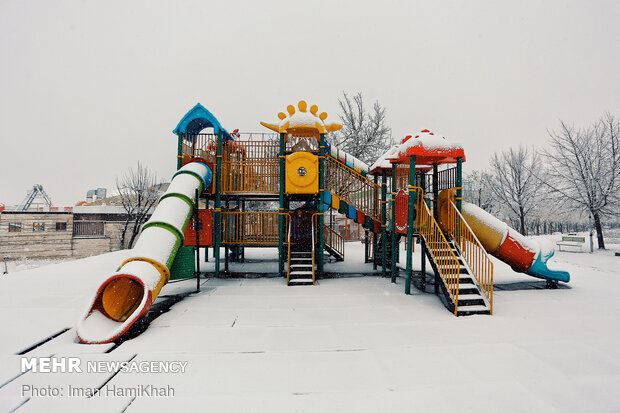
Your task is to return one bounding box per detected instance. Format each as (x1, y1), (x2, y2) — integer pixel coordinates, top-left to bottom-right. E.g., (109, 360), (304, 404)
(77, 161), (211, 344)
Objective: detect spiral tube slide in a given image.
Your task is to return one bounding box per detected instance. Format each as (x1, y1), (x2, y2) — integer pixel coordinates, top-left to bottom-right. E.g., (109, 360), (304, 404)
(77, 161), (212, 344)
(437, 190), (570, 283)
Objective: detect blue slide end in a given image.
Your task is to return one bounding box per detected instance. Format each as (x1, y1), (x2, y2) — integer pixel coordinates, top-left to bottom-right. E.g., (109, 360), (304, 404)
(525, 251), (570, 283)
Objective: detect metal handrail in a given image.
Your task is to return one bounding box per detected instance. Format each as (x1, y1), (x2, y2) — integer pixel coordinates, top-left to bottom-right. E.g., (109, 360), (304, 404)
(324, 156), (380, 221)
(446, 200), (494, 313)
(323, 224), (345, 259)
(410, 187), (461, 315)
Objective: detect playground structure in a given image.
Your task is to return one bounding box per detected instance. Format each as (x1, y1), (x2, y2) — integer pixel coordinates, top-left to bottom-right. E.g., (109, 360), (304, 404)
(77, 101), (570, 344)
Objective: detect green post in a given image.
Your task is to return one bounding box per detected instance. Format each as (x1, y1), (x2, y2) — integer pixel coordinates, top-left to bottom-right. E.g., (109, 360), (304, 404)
(381, 170), (387, 278)
(420, 170), (427, 286)
(279, 133), (285, 278)
(432, 163), (439, 220)
(390, 163), (397, 283)
(405, 155), (416, 294)
(318, 134), (325, 278)
(456, 157), (463, 212)
(373, 175), (379, 271)
(177, 134), (183, 170)
(214, 132), (223, 277)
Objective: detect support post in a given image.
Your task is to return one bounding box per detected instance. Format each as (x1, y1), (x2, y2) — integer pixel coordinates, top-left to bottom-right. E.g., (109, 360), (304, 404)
(195, 188), (200, 292)
(406, 155), (416, 294)
(214, 132), (222, 277)
(225, 199), (229, 273)
(278, 133), (285, 278)
(381, 170), (387, 277)
(390, 163), (397, 283)
(456, 157), (463, 213)
(177, 134), (183, 170)
(373, 175), (379, 271)
(419, 171), (426, 287)
(432, 163), (439, 220)
(318, 134), (325, 278)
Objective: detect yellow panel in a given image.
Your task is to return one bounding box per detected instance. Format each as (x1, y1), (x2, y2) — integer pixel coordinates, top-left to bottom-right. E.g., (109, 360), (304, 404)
(332, 194), (340, 209)
(286, 152), (319, 194)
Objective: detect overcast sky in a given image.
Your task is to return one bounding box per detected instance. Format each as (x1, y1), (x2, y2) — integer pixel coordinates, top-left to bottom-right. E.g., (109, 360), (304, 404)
(1, 0), (619, 206)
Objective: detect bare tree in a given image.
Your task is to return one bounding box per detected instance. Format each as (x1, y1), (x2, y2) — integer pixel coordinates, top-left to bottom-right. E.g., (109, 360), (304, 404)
(486, 146), (542, 235)
(330, 91), (393, 164)
(542, 113), (620, 249)
(463, 170), (497, 213)
(116, 162), (161, 249)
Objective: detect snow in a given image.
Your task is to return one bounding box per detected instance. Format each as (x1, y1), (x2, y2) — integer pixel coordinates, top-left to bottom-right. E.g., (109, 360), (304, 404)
(145, 196), (191, 236)
(369, 145), (400, 171)
(463, 202), (508, 240)
(177, 162), (211, 188)
(1, 239), (619, 411)
(397, 129), (463, 155)
(164, 173), (202, 202)
(327, 142), (370, 173)
(131, 226), (178, 266)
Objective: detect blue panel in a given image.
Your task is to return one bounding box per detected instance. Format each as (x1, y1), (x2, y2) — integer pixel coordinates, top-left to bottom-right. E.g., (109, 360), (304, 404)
(346, 160), (354, 169)
(173, 103), (232, 140)
(323, 191), (332, 206)
(348, 204), (357, 220)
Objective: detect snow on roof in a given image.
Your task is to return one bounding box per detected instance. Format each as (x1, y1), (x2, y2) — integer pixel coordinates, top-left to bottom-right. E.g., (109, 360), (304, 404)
(261, 100), (342, 134)
(372, 129), (466, 168)
(369, 145), (400, 172)
(327, 141), (369, 173)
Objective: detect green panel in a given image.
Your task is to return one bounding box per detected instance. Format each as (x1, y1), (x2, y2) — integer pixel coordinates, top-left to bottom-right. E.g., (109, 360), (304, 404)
(170, 246), (195, 280)
(338, 200), (349, 215)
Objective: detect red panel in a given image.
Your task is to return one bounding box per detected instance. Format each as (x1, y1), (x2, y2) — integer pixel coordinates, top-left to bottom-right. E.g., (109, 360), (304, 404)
(494, 229), (536, 272)
(373, 220), (381, 234)
(356, 211), (365, 225)
(184, 209), (213, 246)
(395, 190), (409, 234)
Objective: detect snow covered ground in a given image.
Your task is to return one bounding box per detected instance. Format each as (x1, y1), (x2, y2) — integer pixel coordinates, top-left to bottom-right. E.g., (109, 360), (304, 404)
(0, 237), (619, 412)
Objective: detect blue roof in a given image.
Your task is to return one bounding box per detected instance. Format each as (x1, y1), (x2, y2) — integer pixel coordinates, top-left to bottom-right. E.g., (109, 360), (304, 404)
(173, 103), (233, 140)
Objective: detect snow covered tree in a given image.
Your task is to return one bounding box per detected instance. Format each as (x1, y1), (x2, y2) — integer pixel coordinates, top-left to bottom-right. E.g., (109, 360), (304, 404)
(330, 92), (393, 164)
(542, 113), (620, 249)
(486, 146), (542, 236)
(116, 162), (161, 249)
(463, 170), (496, 213)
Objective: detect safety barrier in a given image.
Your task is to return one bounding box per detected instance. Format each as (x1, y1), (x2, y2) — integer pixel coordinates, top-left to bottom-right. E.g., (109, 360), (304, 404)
(220, 211), (289, 246)
(325, 156), (380, 221)
(180, 133), (217, 162)
(412, 187), (461, 315)
(444, 199), (494, 313)
(222, 140), (280, 193)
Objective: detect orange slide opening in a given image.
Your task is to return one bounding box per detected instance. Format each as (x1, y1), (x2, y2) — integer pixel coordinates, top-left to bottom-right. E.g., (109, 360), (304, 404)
(101, 277), (145, 322)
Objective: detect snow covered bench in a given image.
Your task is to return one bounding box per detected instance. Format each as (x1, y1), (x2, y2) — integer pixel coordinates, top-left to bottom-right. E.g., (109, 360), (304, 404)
(556, 235), (585, 252)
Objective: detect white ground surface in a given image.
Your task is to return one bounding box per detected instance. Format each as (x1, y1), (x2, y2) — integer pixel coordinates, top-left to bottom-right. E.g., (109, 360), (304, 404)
(0, 237), (619, 412)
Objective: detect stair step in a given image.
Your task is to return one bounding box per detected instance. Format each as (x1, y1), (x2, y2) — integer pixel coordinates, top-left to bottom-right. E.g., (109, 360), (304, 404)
(288, 278), (314, 284)
(290, 271), (314, 275)
(457, 305), (490, 315)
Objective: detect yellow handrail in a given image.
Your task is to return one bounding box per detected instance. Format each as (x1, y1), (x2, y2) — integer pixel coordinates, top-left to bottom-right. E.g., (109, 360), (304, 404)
(323, 224), (345, 259)
(445, 200), (494, 313)
(410, 187), (461, 315)
(324, 156), (381, 221)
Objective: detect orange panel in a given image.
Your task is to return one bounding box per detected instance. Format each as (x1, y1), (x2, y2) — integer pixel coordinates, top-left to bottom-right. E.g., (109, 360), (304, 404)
(184, 209), (213, 246)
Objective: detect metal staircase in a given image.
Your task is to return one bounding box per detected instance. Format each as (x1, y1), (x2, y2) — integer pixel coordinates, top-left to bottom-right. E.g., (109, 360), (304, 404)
(413, 188), (492, 316)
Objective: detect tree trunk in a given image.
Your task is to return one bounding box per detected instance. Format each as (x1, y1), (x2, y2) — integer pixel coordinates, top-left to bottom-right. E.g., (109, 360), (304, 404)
(592, 211), (605, 249)
(519, 206), (527, 236)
